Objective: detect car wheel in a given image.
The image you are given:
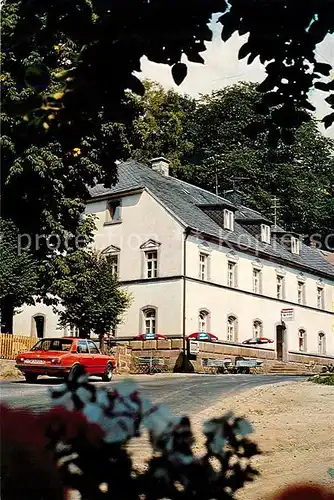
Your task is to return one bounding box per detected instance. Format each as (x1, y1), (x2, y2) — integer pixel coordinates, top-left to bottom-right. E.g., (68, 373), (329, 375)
(102, 363), (113, 382)
(25, 373), (38, 383)
(68, 364), (82, 381)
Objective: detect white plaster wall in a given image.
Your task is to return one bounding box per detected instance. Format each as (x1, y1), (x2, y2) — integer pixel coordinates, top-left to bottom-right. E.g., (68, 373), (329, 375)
(12, 190), (333, 357)
(14, 279), (183, 338)
(86, 190), (184, 280)
(185, 278), (333, 356)
(13, 301), (64, 338)
(116, 280), (183, 337)
(186, 235), (333, 311)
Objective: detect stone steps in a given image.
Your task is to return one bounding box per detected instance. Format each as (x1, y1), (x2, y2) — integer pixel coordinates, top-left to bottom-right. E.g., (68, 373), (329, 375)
(267, 363), (310, 375)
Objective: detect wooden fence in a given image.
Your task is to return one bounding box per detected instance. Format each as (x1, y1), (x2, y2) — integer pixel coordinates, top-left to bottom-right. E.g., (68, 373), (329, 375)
(0, 334), (38, 360)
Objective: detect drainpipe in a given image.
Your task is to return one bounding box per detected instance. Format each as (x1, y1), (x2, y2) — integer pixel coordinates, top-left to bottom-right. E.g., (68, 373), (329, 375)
(182, 228), (191, 368)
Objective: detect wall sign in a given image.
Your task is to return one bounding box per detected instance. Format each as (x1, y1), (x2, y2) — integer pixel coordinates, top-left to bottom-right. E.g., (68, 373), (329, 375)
(143, 332), (157, 340)
(189, 340), (199, 355)
(281, 308), (294, 321)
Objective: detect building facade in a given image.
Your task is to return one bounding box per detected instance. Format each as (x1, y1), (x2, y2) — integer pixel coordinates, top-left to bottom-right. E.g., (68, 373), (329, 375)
(14, 158), (334, 362)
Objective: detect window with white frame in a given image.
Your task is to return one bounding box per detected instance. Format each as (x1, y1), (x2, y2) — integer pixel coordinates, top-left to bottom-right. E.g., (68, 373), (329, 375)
(318, 332), (326, 355)
(253, 268), (262, 294)
(276, 275), (285, 300)
(198, 310), (209, 332)
(107, 200), (121, 223)
(297, 281), (305, 305)
(199, 252), (208, 280)
(227, 315), (237, 342)
(317, 287), (324, 309)
(145, 250), (158, 278)
(261, 224), (271, 244)
(106, 253), (119, 278)
(223, 209), (234, 231)
(298, 329), (306, 352)
(253, 320), (263, 338)
(227, 261), (237, 287)
(142, 308), (156, 334)
(291, 236), (300, 255)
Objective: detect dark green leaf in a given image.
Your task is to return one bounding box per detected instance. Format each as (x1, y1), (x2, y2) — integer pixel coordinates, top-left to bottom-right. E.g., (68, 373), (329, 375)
(325, 94), (334, 106)
(257, 75), (276, 93)
(243, 121), (266, 138)
(323, 112), (334, 129)
(238, 42), (252, 60)
(314, 81), (329, 91)
(171, 62), (187, 86)
(24, 64), (50, 90)
(247, 52), (258, 65)
(186, 51), (205, 64)
(219, 12), (238, 42)
(281, 128), (295, 145)
(314, 62), (332, 76)
(126, 75), (145, 96)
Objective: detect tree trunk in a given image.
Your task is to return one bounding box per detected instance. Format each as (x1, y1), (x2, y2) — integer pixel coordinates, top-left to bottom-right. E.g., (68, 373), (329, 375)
(99, 333), (105, 354)
(78, 329), (89, 339)
(1, 297), (14, 334)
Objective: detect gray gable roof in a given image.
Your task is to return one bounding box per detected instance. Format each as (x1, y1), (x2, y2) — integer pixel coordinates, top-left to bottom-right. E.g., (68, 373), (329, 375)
(89, 160), (334, 279)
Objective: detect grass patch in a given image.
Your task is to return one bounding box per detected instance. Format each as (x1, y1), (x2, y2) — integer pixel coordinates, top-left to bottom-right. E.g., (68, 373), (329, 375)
(310, 374), (334, 385)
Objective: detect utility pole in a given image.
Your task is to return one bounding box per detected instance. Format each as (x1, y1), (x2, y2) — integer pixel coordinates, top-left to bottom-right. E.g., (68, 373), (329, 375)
(215, 167), (219, 196)
(271, 196), (281, 228)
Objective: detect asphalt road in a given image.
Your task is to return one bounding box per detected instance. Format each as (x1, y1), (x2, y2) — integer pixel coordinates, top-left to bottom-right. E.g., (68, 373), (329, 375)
(0, 374), (305, 415)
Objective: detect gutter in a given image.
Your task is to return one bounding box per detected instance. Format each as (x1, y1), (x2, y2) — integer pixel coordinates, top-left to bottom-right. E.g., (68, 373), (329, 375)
(182, 227), (191, 366)
(87, 187), (145, 203)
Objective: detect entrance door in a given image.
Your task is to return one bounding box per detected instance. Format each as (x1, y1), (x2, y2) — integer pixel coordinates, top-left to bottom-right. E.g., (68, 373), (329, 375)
(34, 315), (45, 338)
(276, 324), (285, 361)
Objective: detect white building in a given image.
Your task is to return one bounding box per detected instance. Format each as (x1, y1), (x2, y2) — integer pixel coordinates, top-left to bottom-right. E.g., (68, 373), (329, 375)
(14, 158), (334, 362)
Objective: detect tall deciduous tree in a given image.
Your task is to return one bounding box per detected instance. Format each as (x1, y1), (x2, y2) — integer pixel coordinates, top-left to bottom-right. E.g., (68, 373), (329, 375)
(0, 221), (39, 333)
(1, 1), (134, 331)
(130, 81), (196, 168)
(3, 0), (333, 148)
(128, 82), (334, 244)
(51, 251), (131, 348)
(180, 83), (334, 241)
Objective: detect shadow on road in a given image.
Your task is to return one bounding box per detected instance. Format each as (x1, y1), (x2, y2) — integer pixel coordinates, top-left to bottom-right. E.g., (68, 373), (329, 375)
(12, 376), (106, 386)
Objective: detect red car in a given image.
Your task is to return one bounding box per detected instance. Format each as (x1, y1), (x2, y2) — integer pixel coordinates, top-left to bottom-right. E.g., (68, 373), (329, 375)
(15, 337), (116, 383)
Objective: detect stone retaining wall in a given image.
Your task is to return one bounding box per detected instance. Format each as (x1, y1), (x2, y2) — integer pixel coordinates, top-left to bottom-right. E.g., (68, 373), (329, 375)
(288, 351), (334, 365)
(113, 339), (334, 374)
(113, 345), (133, 374)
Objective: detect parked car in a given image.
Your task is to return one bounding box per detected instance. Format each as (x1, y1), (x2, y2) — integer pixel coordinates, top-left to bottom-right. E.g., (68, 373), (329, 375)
(15, 337), (116, 383)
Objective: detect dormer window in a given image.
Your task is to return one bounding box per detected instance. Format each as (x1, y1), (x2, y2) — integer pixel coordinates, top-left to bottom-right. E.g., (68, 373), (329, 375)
(261, 224), (271, 244)
(106, 199), (121, 223)
(291, 236), (300, 255)
(223, 209), (234, 231)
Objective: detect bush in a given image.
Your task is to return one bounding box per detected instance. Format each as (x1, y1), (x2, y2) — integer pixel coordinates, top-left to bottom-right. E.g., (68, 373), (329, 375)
(1, 366), (261, 500)
(310, 374), (334, 386)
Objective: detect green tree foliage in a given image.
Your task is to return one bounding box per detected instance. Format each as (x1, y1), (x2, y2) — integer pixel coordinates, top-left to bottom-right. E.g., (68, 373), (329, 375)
(0, 220), (39, 333)
(3, 0), (333, 148)
(1, 1), (132, 330)
(130, 81), (196, 168)
(51, 251), (131, 344)
(130, 82), (334, 242)
(180, 83), (334, 240)
(1, 0), (135, 250)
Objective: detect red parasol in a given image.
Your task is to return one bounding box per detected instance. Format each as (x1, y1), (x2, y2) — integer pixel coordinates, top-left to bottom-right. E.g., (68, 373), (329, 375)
(136, 333), (168, 341)
(242, 337), (274, 345)
(187, 332), (218, 341)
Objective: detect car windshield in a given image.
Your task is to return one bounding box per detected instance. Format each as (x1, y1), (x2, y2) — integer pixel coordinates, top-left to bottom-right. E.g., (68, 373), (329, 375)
(31, 339), (73, 351)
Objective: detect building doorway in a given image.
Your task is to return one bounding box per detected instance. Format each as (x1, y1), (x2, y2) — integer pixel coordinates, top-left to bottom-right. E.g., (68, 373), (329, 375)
(33, 315), (45, 338)
(276, 323), (286, 361)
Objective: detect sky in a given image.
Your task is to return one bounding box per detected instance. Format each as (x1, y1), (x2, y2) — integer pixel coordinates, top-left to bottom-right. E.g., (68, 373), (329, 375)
(136, 16), (334, 138)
